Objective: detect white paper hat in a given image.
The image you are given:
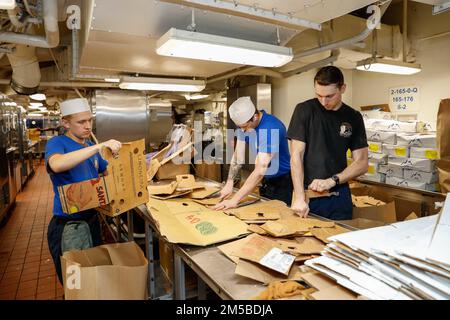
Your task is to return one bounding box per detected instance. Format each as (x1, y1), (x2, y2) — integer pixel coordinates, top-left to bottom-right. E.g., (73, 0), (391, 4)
(228, 96), (256, 125)
(60, 98), (91, 117)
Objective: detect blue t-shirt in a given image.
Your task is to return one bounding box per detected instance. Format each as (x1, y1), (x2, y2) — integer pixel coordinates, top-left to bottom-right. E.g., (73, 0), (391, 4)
(45, 135), (108, 218)
(237, 111), (291, 178)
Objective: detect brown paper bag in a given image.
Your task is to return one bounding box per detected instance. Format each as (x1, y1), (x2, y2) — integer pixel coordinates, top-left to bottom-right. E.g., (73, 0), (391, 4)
(61, 241), (148, 300)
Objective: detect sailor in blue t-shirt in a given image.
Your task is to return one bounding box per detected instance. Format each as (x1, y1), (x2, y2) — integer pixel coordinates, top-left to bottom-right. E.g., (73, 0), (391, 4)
(213, 96), (292, 210)
(45, 97), (121, 283)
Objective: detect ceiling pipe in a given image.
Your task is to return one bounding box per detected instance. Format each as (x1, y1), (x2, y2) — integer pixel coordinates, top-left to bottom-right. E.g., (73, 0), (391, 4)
(207, 0), (391, 84)
(294, 0), (391, 58)
(0, 0), (59, 48)
(7, 45), (41, 94)
(281, 49), (340, 78)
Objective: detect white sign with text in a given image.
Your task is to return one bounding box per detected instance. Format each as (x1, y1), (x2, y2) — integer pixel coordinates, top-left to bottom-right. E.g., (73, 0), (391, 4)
(389, 85), (420, 113)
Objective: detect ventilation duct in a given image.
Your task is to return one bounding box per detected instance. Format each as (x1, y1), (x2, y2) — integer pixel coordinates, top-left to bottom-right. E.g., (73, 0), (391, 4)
(7, 45), (41, 94)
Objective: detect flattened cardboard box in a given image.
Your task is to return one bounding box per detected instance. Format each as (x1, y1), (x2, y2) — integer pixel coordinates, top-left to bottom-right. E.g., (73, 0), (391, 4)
(59, 139), (149, 217)
(61, 241), (148, 300)
(146, 198), (249, 246)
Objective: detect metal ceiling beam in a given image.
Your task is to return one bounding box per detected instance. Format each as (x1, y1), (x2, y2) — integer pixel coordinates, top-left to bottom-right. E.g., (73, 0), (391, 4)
(159, 0), (321, 31)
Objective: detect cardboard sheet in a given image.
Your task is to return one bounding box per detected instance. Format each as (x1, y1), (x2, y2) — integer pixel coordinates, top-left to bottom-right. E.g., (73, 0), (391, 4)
(235, 259), (303, 284)
(175, 174), (205, 191)
(146, 198), (250, 246)
(232, 234), (295, 275)
(217, 234), (255, 264)
(248, 224), (269, 235)
(188, 187), (220, 200)
(310, 226), (350, 243)
(275, 237), (325, 255)
(148, 181), (178, 195)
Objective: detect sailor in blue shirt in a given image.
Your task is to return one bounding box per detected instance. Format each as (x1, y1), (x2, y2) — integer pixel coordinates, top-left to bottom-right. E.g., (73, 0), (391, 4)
(45, 97), (122, 283)
(213, 96), (292, 210)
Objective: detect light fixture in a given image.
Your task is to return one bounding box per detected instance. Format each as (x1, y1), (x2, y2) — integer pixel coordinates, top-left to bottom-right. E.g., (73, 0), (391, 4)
(0, 0), (16, 10)
(156, 28), (293, 68)
(356, 57), (421, 75)
(119, 76), (206, 92)
(30, 93), (46, 101)
(30, 102), (43, 107)
(104, 77), (120, 83)
(184, 94), (210, 101)
(28, 105), (40, 110)
(4, 102), (17, 106)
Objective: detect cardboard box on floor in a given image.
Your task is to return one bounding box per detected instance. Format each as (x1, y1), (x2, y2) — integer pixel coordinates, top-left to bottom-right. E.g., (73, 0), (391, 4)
(58, 139), (149, 217)
(61, 241), (148, 300)
(350, 185), (422, 223)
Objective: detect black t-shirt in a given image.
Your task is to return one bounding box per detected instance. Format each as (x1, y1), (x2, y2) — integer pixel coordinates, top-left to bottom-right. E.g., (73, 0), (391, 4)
(287, 98), (368, 187)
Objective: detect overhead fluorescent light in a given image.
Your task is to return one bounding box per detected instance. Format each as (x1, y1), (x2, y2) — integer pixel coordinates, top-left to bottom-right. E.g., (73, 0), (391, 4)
(0, 0), (16, 10)
(119, 76), (206, 92)
(28, 105), (40, 110)
(356, 58), (421, 75)
(184, 94), (210, 101)
(156, 28), (293, 68)
(4, 101), (17, 106)
(30, 102), (43, 107)
(104, 77), (120, 83)
(30, 93), (46, 101)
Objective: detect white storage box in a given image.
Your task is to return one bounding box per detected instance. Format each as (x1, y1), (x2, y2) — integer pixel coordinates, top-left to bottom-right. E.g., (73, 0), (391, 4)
(382, 144), (409, 158)
(364, 119), (422, 133)
(368, 152), (388, 164)
(409, 146), (439, 160)
(388, 156), (436, 173)
(360, 172), (386, 183)
(378, 164), (404, 178)
(396, 133), (437, 148)
(403, 169), (438, 184)
(365, 129), (397, 144)
(385, 177), (439, 192)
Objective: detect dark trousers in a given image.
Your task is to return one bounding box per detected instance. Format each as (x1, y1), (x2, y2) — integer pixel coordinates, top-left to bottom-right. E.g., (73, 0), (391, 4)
(260, 172), (293, 206)
(47, 210), (102, 284)
(309, 184), (353, 220)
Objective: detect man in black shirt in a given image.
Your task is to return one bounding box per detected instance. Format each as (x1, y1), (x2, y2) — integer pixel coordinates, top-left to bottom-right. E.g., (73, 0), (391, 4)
(287, 66), (368, 220)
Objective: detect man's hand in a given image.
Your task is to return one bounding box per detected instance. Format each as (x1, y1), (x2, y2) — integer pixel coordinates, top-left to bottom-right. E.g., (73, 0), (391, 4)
(212, 198), (239, 211)
(100, 139), (122, 154)
(308, 178), (336, 193)
(291, 198), (310, 218)
(217, 181), (234, 201)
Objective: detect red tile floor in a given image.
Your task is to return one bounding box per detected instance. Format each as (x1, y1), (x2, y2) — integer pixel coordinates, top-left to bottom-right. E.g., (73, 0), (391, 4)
(0, 163), (64, 300)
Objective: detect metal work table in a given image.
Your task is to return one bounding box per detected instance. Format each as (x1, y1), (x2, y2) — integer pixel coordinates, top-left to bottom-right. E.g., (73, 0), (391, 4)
(131, 177), (357, 300)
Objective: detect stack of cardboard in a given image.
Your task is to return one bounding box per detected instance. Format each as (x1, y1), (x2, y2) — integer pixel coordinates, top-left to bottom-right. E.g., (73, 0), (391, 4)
(305, 194), (450, 300)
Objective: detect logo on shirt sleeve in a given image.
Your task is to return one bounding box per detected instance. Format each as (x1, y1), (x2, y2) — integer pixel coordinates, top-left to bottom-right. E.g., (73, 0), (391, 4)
(339, 122), (353, 138)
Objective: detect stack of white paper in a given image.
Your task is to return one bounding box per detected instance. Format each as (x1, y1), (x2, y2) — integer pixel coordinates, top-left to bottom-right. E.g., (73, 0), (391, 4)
(305, 194), (450, 300)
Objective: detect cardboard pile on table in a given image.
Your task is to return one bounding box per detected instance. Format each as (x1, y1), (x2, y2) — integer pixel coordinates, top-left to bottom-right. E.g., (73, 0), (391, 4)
(305, 194), (450, 300)
(148, 174), (219, 200)
(217, 219), (352, 286)
(58, 139), (149, 217)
